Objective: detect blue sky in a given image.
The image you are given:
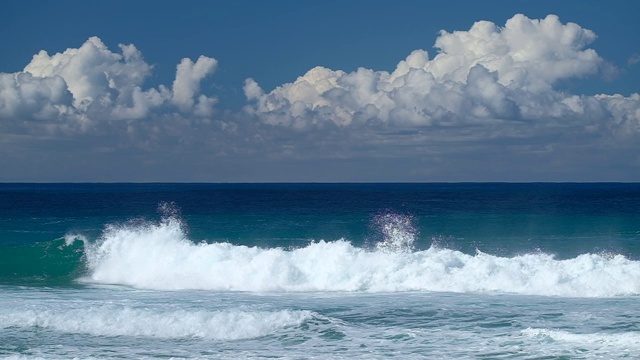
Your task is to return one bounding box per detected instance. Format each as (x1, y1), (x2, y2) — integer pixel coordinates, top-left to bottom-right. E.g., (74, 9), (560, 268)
(1, 0), (639, 181)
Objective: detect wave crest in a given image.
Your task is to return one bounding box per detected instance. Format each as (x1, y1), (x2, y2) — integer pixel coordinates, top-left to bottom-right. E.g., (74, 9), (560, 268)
(1, 306), (312, 340)
(75, 216), (640, 297)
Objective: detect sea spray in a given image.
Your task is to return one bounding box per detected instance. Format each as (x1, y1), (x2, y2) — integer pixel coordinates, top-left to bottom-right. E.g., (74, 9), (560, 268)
(64, 233), (88, 246)
(373, 212), (417, 253)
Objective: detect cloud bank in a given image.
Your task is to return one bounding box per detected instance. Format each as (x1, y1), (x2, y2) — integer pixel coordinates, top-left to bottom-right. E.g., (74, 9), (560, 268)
(1, 14), (639, 181)
(244, 14), (638, 138)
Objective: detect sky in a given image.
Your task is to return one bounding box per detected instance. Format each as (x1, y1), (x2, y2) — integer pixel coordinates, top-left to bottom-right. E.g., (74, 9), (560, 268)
(1, 0), (639, 182)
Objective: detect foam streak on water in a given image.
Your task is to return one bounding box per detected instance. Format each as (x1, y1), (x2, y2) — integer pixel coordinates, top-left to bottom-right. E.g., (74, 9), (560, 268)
(77, 217), (640, 297)
(522, 328), (640, 349)
(3, 287), (640, 359)
(1, 306), (312, 340)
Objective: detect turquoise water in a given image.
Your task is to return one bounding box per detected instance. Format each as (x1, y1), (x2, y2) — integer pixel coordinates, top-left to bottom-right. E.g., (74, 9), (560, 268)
(1, 183), (640, 358)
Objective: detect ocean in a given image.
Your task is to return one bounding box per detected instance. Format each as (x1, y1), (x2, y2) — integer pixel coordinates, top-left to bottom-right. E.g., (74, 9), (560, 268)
(1, 183), (639, 359)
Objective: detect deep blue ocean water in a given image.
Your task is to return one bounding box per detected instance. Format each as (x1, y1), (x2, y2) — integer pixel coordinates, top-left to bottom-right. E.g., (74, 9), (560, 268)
(1, 183), (640, 359)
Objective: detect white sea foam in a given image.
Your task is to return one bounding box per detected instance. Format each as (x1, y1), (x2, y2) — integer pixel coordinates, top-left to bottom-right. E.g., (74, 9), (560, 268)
(63, 233), (87, 246)
(522, 328), (640, 348)
(78, 217), (640, 296)
(0, 305), (312, 340)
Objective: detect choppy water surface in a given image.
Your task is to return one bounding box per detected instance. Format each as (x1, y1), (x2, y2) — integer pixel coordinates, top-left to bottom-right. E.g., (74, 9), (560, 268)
(3, 287), (640, 359)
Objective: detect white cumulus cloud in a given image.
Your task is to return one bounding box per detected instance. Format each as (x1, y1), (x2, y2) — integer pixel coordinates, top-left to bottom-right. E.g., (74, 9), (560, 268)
(0, 37), (218, 133)
(244, 14), (639, 137)
(171, 56), (218, 113)
(0, 14), (639, 181)
(0, 72), (73, 121)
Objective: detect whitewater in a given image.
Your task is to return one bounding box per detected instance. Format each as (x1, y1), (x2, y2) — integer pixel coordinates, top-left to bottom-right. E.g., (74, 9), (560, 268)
(1, 183), (639, 359)
(78, 216), (640, 297)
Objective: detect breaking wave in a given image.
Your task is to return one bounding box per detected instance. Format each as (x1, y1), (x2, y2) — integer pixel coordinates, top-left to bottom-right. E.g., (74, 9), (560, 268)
(69, 214), (640, 297)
